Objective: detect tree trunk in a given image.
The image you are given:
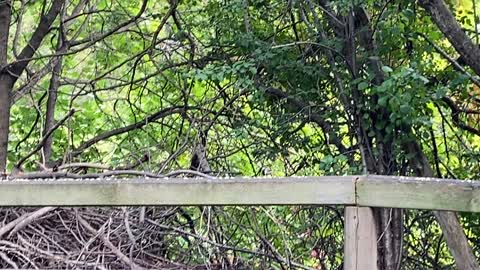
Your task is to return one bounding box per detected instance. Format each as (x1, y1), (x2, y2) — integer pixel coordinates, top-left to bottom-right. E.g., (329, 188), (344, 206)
(0, 0), (11, 173)
(0, 75), (13, 172)
(43, 53), (63, 165)
(0, 0), (62, 172)
(418, 0), (480, 76)
(405, 140), (479, 269)
(0, 0), (10, 66)
(434, 211), (478, 270)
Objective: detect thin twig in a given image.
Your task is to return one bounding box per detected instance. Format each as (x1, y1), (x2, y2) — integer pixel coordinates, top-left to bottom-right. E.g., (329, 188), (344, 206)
(0, 251), (18, 269)
(77, 214), (144, 270)
(7, 207), (56, 238)
(58, 162), (111, 171)
(16, 109), (76, 169)
(418, 32), (480, 87)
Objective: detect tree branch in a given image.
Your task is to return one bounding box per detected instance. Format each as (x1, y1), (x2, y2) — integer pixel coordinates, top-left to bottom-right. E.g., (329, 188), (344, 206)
(67, 106), (189, 159)
(262, 85), (349, 155)
(16, 109), (76, 169)
(0, 0), (11, 67)
(8, 0), (63, 81)
(77, 214), (144, 270)
(441, 97), (480, 137)
(419, 0), (480, 76)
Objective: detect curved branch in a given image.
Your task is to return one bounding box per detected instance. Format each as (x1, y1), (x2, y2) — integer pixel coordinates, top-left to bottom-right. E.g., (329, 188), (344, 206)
(69, 0), (148, 47)
(441, 97), (480, 137)
(419, 0), (480, 76)
(8, 0), (63, 80)
(68, 106), (190, 158)
(262, 85), (349, 154)
(16, 109), (76, 169)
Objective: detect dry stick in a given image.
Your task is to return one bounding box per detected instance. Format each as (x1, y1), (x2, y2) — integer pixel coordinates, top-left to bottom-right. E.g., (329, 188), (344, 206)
(58, 162), (111, 171)
(5, 170), (162, 179)
(67, 106), (187, 159)
(14, 236), (102, 268)
(115, 153), (150, 171)
(418, 0), (480, 76)
(6, 0), (63, 78)
(165, 169), (215, 179)
(77, 215), (144, 270)
(15, 109), (75, 169)
(5, 168), (216, 179)
(145, 218), (315, 270)
(149, 0), (178, 55)
(69, 0), (148, 47)
(0, 207), (55, 239)
(418, 32), (480, 88)
(0, 251), (18, 269)
(6, 171), (79, 179)
(79, 170), (163, 178)
(2, 249), (37, 269)
(7, 207), (56, 238)
(0, 214), (30, 239)
(441, 96), (480, 137)
(123, 208), (137, 261)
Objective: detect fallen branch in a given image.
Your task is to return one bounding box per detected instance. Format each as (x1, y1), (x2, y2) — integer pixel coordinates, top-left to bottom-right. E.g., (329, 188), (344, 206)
(0, 207), (55, 239)
(164, 169), (214, 179)
(4, 168), (217, 180)
(77, 214), (144, 270)
(0, 251), (18, 269)
(7, 207), (56, 238)
(58, 162), (111, 171)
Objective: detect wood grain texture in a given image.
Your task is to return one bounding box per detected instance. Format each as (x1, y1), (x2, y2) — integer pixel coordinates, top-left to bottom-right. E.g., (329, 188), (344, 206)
(344, 207), (378, 270)
(434, 210), (480, 270)
(2, 175), (480, 212)
(0, 176), (357, 206)
(357, 175), (480, 212)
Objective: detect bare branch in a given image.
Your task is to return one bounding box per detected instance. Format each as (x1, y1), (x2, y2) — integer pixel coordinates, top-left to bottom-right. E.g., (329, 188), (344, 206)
(67, 106), (189, 159)
(8, 0), (63, 80)
(16, 109), (76, 169)
(77, 214), (145, 270)
(419, 0), (480, 76)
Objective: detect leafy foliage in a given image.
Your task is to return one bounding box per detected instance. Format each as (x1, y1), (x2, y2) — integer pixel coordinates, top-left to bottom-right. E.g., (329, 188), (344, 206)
(1, 0), (480, 268)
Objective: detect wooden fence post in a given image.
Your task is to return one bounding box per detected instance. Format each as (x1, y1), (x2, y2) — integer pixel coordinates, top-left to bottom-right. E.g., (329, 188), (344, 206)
(344, 206), (378, 270)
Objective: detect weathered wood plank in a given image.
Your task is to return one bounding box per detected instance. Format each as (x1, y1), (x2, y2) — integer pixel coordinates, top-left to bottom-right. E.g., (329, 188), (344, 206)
(3, 175), (480, 211)
(344, 207), (378, 270)
(358, 175), (480, 212)
(0, 176), (357, 206)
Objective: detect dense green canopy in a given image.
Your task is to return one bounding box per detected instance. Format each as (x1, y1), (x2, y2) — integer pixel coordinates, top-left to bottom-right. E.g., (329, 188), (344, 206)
(1, 0), (480, 269)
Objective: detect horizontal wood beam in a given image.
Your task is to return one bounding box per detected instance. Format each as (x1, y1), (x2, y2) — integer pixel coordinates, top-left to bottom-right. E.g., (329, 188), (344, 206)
(356, 175), (480, 212)
(0, 176), (357, 206)
(1, 175), (479, 212)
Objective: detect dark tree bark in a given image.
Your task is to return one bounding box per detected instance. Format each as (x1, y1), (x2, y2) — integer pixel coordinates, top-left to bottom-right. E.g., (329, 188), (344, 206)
(419, 0), (480, 77)
(0, 75), (13, 173)
(43, 43), (64, 165)
(405, 140), (479, 270)
(348, 7), (402, 269)
(8, 0), (64, 79)
(0, 0), (12, 173)
(415, 1), (480, 269)
(0, 0), (63, 172)
(0, 0), (10, 66)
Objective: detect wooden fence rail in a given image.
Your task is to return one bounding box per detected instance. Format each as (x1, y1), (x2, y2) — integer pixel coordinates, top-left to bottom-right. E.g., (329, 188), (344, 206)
(1, 175), (478, 211)
(1, 175), (479, 270)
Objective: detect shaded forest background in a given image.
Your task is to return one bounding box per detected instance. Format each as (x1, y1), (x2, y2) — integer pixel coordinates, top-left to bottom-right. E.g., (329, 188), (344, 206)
(1, 0), (480, 269)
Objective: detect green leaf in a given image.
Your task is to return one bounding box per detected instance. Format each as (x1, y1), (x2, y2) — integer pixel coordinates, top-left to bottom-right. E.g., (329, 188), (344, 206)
(400, 104), (411, 114)
(378, 96), (389, 106)
(382, 66), (393, 73)
(358, 82), (369, 91)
